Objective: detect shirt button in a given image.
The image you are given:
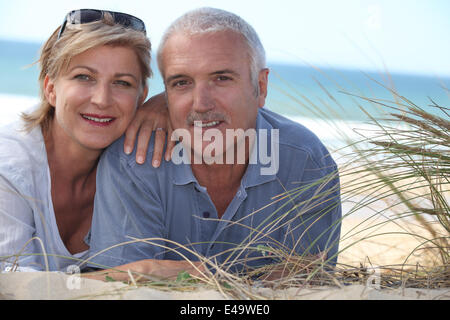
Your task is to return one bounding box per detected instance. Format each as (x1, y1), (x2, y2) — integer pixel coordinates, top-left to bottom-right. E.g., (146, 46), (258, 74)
(202, 211), (210, 218)
(237, 191), (242, 197)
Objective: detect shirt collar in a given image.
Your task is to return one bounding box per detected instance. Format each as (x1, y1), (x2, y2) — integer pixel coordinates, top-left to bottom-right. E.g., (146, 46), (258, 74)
(172, 145), (198, 186)
(241, 109), (278, 189)
(172, 109), (277, 188)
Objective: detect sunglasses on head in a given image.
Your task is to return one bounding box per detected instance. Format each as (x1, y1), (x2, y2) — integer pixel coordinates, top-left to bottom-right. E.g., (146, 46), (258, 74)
(57, 9), (146, 40)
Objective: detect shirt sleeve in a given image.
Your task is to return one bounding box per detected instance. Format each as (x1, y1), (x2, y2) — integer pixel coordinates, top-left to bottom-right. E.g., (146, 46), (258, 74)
(87, 148), (167, 269)
(0, 174), (43, 271)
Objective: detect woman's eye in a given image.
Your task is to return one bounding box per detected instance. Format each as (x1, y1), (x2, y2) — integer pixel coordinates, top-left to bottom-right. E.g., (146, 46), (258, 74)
(115, 80), (132, 87)
(74, 74), (91, 81)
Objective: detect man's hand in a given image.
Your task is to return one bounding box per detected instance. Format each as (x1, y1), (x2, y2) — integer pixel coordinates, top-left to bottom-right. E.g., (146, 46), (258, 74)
(124, 92), (175, 167)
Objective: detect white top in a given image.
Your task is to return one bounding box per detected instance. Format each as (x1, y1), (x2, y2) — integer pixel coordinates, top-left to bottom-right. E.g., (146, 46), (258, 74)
(0, 119), (89, 272)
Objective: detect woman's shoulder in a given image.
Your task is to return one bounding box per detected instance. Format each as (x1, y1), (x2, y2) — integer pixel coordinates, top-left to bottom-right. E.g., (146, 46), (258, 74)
(0, 120), (48, 189)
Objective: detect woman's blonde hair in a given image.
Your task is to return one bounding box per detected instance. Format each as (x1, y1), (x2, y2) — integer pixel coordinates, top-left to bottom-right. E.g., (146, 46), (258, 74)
(22, 13), (152, 132)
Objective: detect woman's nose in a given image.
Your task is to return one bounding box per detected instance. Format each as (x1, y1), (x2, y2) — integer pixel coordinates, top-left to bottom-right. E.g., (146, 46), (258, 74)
(91, 82), (112, 109)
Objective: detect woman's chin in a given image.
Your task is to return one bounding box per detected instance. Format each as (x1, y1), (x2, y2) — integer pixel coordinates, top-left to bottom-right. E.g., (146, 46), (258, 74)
(80, 137), (116, 152)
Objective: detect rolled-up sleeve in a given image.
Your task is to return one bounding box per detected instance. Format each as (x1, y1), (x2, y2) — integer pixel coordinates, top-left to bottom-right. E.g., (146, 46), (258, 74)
(88, 144), (167, 269)
(0, 175), (42, 271)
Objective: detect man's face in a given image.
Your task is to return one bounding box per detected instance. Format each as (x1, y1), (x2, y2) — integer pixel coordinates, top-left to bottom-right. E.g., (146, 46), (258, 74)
(161, 30), (268, 161)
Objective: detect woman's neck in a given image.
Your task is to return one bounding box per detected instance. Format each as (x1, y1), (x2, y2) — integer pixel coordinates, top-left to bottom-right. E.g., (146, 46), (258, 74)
(43, 121), (101, 186)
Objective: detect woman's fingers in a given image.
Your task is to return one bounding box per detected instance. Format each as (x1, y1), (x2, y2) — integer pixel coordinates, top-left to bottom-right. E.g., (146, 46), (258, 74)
(134, 120), (155, 164)
(151, 128), (167, 167)
(123, 91), (170, 165)
(124, 114), (142, 155)
(165, 127), (175, 162)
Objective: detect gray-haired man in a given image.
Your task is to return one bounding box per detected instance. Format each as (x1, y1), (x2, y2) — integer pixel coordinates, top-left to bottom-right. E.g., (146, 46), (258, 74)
(88, 7), (341, 280)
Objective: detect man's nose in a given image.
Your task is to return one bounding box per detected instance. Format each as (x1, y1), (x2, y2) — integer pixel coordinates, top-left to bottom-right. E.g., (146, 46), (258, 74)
(192, 82), (215, 112)
(91, 82), (112, 109)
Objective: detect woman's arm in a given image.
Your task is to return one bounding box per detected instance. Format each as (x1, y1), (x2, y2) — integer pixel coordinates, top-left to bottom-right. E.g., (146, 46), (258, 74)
(123, 92), (175, 167)
(0, 175), (41, 271)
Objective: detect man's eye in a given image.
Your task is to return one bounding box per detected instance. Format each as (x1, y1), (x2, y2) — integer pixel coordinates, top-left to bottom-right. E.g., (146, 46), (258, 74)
(216, 75), (231, 81)
(172, 80), (189, 88)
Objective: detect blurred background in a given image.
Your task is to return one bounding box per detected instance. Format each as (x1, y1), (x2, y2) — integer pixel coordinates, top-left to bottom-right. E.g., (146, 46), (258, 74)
(1, 0), (449, 143)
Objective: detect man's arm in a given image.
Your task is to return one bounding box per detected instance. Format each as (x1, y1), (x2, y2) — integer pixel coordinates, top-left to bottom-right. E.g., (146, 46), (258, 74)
(281, 158), (342, 267)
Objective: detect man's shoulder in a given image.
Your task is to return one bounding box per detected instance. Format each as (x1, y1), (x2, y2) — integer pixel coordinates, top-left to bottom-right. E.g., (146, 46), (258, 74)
(103, 134), (156, 167)
(259, 108), (334, 168)
(101, 134), (175, 179)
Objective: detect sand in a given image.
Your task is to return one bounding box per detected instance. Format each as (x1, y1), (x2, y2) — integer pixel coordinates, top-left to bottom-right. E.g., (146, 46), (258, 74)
(338, 215), (446, 268)
(1, 177), (448, 300)
(1, 212), (448, 300)
(1, 271), (448, 300)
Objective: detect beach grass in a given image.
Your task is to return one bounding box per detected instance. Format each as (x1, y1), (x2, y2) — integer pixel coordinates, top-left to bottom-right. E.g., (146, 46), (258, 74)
(75, 84), (449, 298)
(1, 68), (449, 300)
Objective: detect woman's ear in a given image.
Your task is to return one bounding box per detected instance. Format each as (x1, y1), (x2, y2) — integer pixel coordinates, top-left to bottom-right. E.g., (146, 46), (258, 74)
(139, 85), (149, 107)
(43, 75), (57, 107)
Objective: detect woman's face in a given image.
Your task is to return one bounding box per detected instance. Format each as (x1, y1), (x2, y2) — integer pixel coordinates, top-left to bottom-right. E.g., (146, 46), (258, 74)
(45, 45), (148, 152)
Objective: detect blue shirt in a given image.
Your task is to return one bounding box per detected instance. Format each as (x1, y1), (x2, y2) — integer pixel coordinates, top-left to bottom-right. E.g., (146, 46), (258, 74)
(88, 108), (341, 272)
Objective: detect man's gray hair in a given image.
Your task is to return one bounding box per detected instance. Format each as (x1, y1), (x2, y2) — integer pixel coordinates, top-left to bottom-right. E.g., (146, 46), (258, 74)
(157, 7), (266, 90)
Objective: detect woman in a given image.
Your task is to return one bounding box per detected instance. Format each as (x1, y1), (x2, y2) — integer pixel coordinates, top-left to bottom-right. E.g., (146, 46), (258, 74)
(0, 9), (171, 273)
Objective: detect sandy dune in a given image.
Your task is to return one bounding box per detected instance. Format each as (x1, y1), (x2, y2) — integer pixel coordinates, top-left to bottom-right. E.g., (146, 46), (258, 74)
(1, 271), (448, 300)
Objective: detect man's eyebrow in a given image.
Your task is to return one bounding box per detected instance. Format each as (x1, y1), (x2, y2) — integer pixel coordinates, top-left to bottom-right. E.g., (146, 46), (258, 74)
(165, 74), (186, 84)
(165, 70), (240, 82)
(211, 69), (240, 77)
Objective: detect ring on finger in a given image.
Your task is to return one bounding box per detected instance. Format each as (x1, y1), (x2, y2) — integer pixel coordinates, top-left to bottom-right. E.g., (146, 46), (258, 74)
(155, 127), (166, 132)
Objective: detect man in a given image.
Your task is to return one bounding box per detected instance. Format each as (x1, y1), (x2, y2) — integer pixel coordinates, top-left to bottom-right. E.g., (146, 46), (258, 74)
(88, 8), (341, 279)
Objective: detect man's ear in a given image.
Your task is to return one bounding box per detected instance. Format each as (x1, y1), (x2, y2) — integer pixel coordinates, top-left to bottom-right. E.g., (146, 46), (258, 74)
(257, 68), (269, 108)
(43, 75), (57, 107)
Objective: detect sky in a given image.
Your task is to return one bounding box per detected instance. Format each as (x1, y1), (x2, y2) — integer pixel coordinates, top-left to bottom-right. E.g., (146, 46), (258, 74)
(0, 0), (449, 77)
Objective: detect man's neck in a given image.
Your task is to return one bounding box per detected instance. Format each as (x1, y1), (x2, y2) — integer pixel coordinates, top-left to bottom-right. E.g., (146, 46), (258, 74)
(191, 162), (248, 218)
(191, 162), (247, 189)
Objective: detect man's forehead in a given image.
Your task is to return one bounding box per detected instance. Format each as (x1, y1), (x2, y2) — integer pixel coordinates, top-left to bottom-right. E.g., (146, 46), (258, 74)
(161, 31), (250, 76)
(170, 29), (245, 45)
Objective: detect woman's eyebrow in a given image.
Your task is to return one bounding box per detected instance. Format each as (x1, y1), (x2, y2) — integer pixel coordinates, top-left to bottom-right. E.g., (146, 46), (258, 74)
(68, 65), (97, 73)
(68, 66), (138, 81)
(115, 73), (139, 82)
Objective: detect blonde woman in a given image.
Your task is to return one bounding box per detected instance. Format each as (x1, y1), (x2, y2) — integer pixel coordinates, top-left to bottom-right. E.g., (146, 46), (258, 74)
(0, 9), (172, 272)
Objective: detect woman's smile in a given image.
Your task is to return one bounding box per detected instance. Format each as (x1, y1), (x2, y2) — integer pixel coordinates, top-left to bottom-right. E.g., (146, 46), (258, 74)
(81, 113), (117, 127)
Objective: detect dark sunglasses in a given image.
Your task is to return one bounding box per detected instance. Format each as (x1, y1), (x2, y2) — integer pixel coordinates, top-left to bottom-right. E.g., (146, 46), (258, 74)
(57, 9), (146, 39)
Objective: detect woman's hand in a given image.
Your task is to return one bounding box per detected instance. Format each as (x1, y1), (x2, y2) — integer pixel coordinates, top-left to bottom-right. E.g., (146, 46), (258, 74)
(123, 92), (175, 167)
(82, 259), (207, 282)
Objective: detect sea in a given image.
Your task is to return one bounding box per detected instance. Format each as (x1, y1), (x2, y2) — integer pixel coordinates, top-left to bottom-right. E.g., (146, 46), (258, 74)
(1, 39), (449, 150)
